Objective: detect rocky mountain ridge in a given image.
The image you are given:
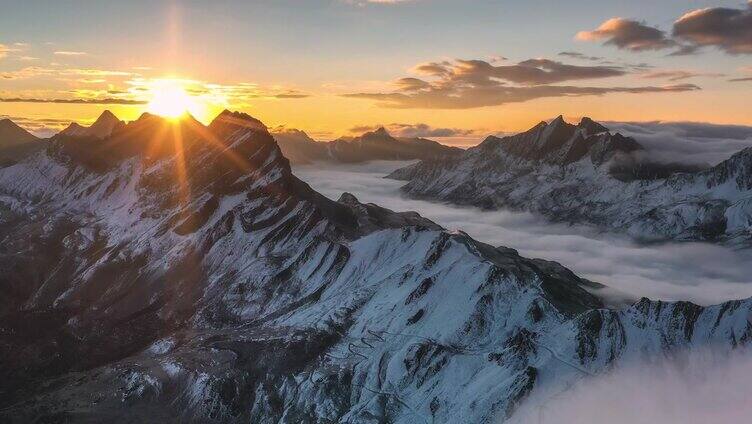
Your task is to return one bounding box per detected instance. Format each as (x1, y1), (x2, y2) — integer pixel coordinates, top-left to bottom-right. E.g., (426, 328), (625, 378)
(0, 111), (750, 423)
(389, 116), (752, 245)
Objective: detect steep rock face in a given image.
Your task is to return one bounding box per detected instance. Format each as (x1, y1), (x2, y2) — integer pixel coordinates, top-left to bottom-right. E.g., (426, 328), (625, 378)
(1, 112), (751, 423)
(389, 117), (752, 245)
(273, 127), (462, 164)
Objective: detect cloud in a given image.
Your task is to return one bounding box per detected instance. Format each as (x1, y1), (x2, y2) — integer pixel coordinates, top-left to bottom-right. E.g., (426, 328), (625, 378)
(293, 160), (752, 305)
(639, 69), (725, 81)
(0, 66), (134, 80)
(510, 348), (752, 424)
(579, 3), (752, 56)
(557, 51), (604, 61)
(348, 122), (476, 138)
(0, 43), (22, 59)
(393, 77), (433, 91)
(345, 82), (699, 109)
(673, 2), (752, 55)
(0, 97), (146, 105)
(53, 51), (87, 56)
(730, 76), (752, 82)
(607, 120), (752, 166)
(576, 17), (676, 51)
(345, 57), (699, 109)
(416, 58), (626, 86)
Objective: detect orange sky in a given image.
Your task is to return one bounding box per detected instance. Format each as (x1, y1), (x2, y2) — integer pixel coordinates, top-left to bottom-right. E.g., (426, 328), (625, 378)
(1, 1), (751, 143)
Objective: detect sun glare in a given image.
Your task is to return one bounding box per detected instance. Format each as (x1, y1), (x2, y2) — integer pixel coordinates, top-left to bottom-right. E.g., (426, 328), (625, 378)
(146, 80), (203, 120)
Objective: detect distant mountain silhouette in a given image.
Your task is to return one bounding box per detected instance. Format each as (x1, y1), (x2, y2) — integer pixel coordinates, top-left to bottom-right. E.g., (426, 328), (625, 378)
(0, 118), (46, 167)
(272, 126), (462, 164)
(59, 110), (125, 139)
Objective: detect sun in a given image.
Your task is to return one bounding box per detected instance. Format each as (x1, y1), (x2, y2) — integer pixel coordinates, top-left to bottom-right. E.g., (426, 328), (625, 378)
(146, 80), (202, 120)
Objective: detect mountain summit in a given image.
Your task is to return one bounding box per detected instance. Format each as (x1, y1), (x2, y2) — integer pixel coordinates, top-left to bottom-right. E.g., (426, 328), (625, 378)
(0, 118), (39, 147)
(0, 118), (45, 166)
(59, 110), (125, 139)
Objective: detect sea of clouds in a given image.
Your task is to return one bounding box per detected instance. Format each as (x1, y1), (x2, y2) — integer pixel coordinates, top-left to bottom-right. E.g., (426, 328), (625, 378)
(294, 159), (752, 423)
(294, 160), (752, 306)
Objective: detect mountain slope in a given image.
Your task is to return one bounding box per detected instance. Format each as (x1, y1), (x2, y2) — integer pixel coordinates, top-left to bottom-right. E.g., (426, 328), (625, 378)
(0, 111), (751, 423)
(0, 118), (46, 166)
(389, 116), (752, 245)
(273, 126), (462, 164)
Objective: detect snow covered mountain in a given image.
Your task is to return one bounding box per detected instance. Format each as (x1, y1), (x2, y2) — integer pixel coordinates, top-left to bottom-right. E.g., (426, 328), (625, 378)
(0, 118), (46, 166)
(1, 110), (751, 423)
(272, 126), (462, 164)
(389, 116), (752, 246)
(59, 110), (125, 139)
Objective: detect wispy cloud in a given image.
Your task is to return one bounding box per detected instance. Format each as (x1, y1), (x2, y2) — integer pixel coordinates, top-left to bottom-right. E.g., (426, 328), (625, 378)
(0, 97), (146, 105)
(53, 51), (88, 56)
(0, 66), (134, 80)
(0, 43), (22, 59)
(639, 69), (725, 81)
(344, 57), (699, 109)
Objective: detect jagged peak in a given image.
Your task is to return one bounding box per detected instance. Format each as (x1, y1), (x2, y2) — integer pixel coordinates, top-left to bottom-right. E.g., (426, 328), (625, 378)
(359, 126), (397, 143)
(548, 115), (566, 126)
(211, 109), (267, 131)
(372, 127), (390, 136)
(338, 192), (360, 205)
(92, 109), (120, 124)
(577, 117), (609, 136)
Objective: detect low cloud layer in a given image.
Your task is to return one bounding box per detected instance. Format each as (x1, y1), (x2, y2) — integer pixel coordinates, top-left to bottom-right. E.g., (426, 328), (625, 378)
(510, 348), (752, 424)
(293, 161), (752, 306)
(579, 2), (752, 56)
(345, 57), (698, 109)
(608, 120), (752, 165)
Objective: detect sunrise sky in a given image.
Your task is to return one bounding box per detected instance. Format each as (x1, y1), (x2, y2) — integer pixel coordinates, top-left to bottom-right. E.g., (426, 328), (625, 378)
(1, 0), (751, 142)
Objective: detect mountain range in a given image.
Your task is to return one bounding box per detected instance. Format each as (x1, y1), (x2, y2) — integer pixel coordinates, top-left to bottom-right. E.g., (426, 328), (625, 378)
(1, 110), (750, 422)
(58, 110), (125, 140)
(272, 126), (463, 164)
(389, 116), (752, 246)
